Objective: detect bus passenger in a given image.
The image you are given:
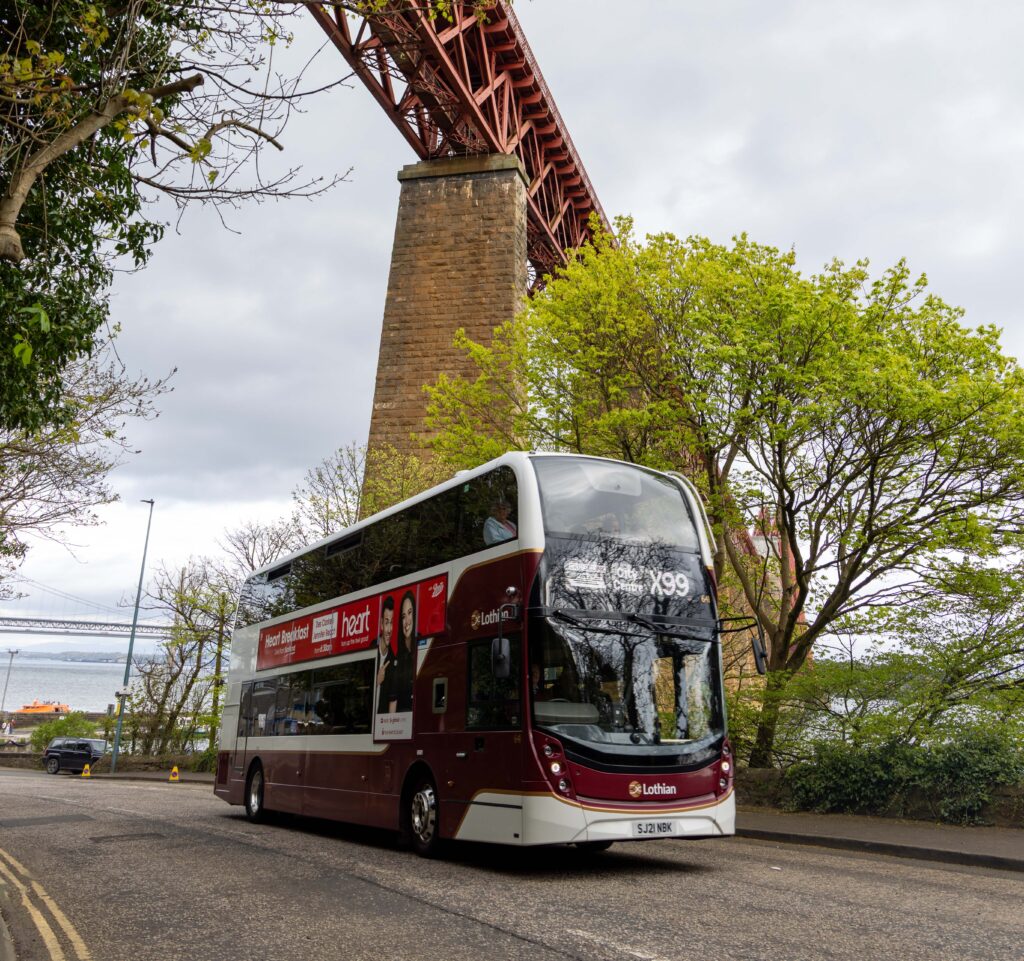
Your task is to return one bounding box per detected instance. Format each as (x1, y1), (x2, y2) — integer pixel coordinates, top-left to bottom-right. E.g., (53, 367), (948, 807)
(388, 590), (417, 713)
(483, 498), (517, 545)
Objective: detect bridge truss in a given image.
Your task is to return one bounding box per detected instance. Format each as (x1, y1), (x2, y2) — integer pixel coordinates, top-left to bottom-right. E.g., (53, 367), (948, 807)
(0, 616), (172, 640)
(306, 1), (608, 279)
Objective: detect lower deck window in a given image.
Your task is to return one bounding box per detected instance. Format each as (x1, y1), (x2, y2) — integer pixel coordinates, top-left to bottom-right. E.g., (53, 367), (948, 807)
(238, 659), (374, 737)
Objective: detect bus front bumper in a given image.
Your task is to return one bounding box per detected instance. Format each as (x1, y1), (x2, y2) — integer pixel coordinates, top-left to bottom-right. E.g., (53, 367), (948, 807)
(454, 789), (735, 846)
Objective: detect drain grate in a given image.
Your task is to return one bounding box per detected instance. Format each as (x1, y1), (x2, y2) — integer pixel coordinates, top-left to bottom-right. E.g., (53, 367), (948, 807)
(88, 833), (165, 843)
(0, 814), (94, 828)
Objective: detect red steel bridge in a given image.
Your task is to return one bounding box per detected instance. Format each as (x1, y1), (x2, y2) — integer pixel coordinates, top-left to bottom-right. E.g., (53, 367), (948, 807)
(306, 1), (607, 279)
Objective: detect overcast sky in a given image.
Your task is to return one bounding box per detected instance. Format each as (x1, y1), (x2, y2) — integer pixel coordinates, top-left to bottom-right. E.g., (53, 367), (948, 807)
(6, 0), (1024, 650)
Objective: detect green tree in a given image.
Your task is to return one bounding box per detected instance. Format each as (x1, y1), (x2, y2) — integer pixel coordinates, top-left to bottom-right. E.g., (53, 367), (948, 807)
(128, 558), (239, 754)
(426, 221), (1024, 765)
(29, 710), (98, 751)
(788, 561), (1024, 749)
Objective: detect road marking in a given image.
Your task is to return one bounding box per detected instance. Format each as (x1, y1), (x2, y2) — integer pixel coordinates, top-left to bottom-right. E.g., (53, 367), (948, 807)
(0, 856), (65, 961)
(29, 881), (93, 961)
(0, 847), (91, 961)
(566, 928), (672, 961)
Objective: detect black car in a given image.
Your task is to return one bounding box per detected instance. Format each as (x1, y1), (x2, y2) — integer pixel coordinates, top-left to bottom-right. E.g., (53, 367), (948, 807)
(43, 737), (107, 774)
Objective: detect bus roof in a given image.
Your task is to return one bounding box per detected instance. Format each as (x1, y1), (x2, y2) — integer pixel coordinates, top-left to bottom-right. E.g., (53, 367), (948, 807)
(247, 451), (695, 581)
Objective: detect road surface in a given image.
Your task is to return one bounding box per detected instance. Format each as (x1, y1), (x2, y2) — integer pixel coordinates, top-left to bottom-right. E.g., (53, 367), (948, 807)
(0, 769), (1020, 961)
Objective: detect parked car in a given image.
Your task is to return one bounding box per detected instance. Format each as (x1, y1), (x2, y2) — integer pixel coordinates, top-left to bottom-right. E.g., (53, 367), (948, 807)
(43, 737), (107, 774)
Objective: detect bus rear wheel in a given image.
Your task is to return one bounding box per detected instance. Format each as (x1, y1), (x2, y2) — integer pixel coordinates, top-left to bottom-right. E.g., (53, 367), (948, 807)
(245, 763), (268, 823)
(408, 778), (441, 857)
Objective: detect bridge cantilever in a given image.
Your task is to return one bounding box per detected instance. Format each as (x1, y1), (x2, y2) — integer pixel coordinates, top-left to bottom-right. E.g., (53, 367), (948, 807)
(305, 0), (608, 281)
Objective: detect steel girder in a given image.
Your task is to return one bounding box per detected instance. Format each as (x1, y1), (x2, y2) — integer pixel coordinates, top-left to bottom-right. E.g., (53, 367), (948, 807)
(0, 616), (172, 638)
(305, 1), (608, 280)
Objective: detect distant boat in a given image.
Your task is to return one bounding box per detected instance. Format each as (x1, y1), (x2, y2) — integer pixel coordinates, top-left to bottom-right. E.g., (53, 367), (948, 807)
(18, 700), (70, 715)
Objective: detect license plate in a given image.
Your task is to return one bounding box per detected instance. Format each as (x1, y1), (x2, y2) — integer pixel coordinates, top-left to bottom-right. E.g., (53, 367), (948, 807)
(631, 819), (678, 838)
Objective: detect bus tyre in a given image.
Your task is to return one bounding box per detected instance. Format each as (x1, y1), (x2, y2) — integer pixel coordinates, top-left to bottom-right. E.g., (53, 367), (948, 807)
(408, 777), (441, 858)
(45, 756), (60, 775)
(245, 763), (267, 823)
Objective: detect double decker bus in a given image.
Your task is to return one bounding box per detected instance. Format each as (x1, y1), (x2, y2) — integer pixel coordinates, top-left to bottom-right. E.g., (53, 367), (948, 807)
(214, 453), (734, 855)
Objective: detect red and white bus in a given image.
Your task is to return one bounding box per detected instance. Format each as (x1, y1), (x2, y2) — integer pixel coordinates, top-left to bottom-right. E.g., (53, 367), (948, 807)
(214, 452), (734, 854)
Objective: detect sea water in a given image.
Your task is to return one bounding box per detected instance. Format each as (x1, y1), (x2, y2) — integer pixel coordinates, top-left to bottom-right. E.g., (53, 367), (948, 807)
(0, 657), (126, 714)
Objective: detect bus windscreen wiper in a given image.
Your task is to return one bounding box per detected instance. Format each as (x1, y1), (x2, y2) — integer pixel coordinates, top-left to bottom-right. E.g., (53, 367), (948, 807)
(627, 613), (716, 644)
(550, 609), (625, 636)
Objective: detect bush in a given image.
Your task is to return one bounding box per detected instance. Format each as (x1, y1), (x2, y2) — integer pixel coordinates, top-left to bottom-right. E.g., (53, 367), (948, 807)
(904, 732), (1024, 824)
(29, 712), (100, 753)
(783, 732), (1024, 825)
(191, 744), (218, 773)
(785, 743), (907, 815)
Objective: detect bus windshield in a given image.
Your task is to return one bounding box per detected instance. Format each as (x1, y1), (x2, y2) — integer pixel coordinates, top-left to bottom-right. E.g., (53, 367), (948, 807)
(532, 456), (700, 551)
(529, 616), (723, 764)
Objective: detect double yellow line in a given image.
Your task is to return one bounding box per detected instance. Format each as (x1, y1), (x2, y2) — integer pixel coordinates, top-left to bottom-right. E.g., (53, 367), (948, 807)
(0, 846), (91, 961)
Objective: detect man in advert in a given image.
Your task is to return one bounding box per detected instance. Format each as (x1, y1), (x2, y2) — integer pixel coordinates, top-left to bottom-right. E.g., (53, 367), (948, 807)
(375, 596), (395, 715)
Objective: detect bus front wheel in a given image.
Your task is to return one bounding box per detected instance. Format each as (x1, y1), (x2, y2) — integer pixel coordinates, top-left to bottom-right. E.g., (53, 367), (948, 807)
(245, 763), (267, 823)
(408, 777), (441, 857)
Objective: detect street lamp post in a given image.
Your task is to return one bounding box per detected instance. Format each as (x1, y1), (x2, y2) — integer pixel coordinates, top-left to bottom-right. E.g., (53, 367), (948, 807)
(110, 499), (155, 774)
(0, 649), (18, 733)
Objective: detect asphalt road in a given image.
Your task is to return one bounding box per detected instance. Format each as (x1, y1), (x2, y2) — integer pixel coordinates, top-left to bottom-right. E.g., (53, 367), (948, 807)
(0, 769), (1021, 961)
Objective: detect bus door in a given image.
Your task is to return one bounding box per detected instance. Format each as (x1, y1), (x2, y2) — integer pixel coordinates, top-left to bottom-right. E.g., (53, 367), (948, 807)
(443, 633), (524, 844)
(231, 681), (253, 779)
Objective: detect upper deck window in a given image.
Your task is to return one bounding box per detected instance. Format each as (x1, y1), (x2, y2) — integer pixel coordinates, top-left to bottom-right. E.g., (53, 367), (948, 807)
(234, 465), (519, 631)
(532, 457), (699, 552)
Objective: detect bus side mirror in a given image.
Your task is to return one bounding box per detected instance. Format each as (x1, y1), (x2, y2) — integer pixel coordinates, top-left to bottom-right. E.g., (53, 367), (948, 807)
(491, 636), (510, 679)
(752, 627), (768, 676)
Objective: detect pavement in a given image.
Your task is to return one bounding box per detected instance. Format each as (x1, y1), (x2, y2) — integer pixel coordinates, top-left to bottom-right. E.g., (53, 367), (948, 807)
(735, 806), (1024, 873)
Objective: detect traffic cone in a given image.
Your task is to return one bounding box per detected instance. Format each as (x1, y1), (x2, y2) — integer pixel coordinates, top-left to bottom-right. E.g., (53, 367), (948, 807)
(81, 764), (91, 778)
(169, 765), (180, 783)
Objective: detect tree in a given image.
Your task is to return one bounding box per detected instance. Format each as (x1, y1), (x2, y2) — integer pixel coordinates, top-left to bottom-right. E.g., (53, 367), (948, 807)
(426, 221), (1024, 764)
(0, 333), (169, 596)
(128, 558), (237, 754)
(29, 710), (97, 751)
(785, 561), (1024, 751)
(218, 517), (303, 581)
(0, 2), (326, 431)
(292, 442), (453, 544)
(291, 442), (368, 541)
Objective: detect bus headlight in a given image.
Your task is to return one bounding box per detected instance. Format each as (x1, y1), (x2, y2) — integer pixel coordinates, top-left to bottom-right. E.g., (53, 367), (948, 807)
(549, 761), (562, 775)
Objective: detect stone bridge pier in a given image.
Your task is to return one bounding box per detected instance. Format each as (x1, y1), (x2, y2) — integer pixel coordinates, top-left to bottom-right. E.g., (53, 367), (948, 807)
(367, 154), (529, 461)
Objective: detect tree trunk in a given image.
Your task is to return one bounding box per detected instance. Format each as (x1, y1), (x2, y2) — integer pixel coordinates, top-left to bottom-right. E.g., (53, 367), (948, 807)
(747, 671), (788, 768)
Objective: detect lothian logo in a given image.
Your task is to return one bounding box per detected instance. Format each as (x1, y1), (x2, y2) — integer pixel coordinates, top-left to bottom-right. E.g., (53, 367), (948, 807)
(628, 780), (677, 799)
(471, 608), (509, 630)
